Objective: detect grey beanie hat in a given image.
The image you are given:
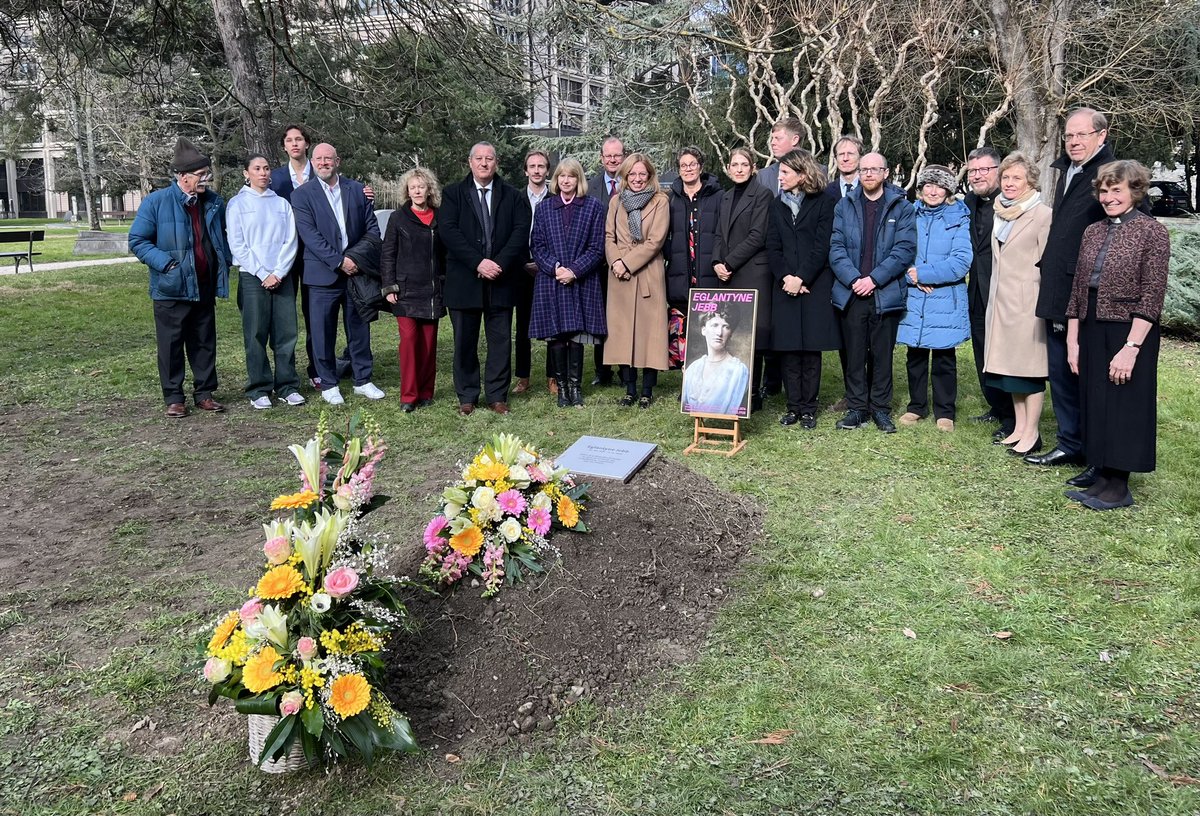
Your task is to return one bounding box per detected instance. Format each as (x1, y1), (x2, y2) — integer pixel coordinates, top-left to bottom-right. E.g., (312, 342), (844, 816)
(172, 138), (211, 174)
(917, 164), (957, 195)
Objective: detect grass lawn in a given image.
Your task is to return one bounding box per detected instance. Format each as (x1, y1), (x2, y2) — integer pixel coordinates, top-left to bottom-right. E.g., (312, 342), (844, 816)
(1, 263), (1198, 815)
(0, 219), (131, 266)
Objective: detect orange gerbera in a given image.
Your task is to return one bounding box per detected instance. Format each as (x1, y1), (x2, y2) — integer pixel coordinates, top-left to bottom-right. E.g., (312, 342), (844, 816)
(207, 611), (239, 654)
(256, 565), (306, 600)
(242, 645), (284, 693)
(449, 525), (484, 557)
(270, 490), (319, 511)
(328, 673), (371, 718)
(556, 496), (580, 528)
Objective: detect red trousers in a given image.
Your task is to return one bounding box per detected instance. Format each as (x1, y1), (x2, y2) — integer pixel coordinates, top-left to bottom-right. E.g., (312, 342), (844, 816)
(396, 317), (438, 403)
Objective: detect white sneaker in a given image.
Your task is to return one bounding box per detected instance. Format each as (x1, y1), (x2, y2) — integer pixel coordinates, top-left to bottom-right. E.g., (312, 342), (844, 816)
(250, 395), (273, 410)
(282, 392), (306, 406)
(353, 382), (386, 400)
(321, 387), (345, 405)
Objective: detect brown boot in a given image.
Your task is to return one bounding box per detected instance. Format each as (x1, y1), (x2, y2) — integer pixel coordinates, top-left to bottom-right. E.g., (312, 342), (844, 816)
(547, 377), (558, 396)
(513, 377), (530, 394)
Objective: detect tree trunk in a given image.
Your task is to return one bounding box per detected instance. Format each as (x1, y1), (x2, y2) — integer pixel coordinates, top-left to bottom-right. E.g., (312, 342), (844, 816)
(209, 0), (273, 158)
(84, 90), (101, 230)
(67, 88), (96, 230)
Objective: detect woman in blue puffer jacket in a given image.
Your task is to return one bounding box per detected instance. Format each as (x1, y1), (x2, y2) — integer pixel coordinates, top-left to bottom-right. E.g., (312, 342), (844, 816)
(896, 165), (972, 431)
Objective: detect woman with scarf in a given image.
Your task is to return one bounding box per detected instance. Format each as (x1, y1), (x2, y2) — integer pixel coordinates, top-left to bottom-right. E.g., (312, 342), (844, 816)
(529, 157), (608, 408)
(713, 147), (775, 409)
(604, 152), (670, 407)
(896, 164), (973, 431)
(764, 148), (839, 428)
(982, 151), (1054, 456)
(1064, 160), (1170, 510)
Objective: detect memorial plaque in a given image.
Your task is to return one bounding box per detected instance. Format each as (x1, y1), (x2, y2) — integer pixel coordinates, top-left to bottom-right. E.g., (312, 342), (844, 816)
(555, 436), (657, 483)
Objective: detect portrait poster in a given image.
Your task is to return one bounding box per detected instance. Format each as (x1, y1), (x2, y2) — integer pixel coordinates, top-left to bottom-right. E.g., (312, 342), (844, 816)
(680, 288), (758, 418)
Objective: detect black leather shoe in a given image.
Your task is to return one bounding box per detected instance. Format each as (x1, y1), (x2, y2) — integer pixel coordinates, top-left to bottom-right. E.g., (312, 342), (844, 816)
(1065, 466), (1098, 488)
(780, 411), (799, 427)
(1010, 436), (1043, 456)
(1063, 489), (1089, 503)
(800, 413), (817, 430)
(992, 428), (1008, 441)
(971, 412), (999, 423)
(401, 402), (416, 413)
(1081, 490), (1134, 511)
(873, 411), (897, 434)
(619, 394), (636, 408)
(1023, 447), (1083, 466)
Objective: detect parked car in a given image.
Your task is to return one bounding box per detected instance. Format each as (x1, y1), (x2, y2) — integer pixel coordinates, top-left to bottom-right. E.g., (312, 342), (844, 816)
(1149, 180), (1195, 216)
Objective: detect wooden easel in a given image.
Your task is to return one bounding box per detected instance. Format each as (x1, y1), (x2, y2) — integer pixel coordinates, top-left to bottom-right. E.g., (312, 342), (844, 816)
(683, 412), (747, 457)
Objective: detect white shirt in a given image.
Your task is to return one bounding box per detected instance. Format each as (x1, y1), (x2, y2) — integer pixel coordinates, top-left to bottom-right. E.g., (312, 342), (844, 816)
(289, 161), (312, 188)
(226, 187), (298, 281)
(527, 184), (548, 237)
(318, 175), (348, 252)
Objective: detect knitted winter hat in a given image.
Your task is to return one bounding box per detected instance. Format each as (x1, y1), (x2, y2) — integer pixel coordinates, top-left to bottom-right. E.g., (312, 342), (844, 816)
(172, 138), (211, 174)
(917, 164), (957, 195)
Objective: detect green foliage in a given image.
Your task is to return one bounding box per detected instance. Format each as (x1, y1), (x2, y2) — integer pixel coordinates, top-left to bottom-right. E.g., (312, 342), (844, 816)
(1163, 227), (1200, 337)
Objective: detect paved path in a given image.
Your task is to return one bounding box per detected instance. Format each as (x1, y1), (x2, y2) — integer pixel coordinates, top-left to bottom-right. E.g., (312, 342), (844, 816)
(1, 256), (137, 275)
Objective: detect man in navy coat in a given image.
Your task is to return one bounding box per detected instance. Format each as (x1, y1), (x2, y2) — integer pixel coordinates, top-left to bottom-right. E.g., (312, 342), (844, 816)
(439, 141), (531, 414)
(289, 142), (383, 405)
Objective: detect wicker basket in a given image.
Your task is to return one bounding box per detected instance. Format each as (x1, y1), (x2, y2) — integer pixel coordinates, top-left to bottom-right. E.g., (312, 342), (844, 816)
(247, 714), (311, 773)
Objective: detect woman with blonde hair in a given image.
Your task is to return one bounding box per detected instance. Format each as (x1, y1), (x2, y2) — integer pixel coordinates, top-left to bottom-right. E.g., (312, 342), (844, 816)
(605, 152), (671, 407)
(529, 157), (608, 407)
(982, 151), (1053, 455)
(381, 166), (446, 412)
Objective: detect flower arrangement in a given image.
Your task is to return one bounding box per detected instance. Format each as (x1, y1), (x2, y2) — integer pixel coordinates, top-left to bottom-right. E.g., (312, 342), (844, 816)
(421, 432), (590, 597)
(202, 412), (417, 767)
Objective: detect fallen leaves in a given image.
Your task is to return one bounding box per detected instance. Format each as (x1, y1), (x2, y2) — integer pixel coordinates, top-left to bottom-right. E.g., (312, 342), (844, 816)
(902, 628), (917, 640)
(1141, 757), (1200, 786)
(991, 631), (1014, 640)
(445, 753), (462, 764)
(749, 729), (796, 745)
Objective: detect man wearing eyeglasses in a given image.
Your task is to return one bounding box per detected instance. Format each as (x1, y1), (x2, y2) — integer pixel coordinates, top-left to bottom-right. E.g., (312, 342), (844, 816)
(129, 138), (232, 418)
(828, 152), (917, 433)
(587, 136), (627, 386)
(962, 146), (1015, 438)
(1027, 108), (1117, 487)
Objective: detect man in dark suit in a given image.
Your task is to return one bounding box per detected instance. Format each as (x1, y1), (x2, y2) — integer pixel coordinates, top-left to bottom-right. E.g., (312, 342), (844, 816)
(289, 142), (383, 406)
(756, 117), (802, 196)
(439, 141), (532, 415)
(962, 145), (1015, 436)
(587, 136), (626, 386)
(822, 134), (864, 411)
(1026, 108), (1117, 487)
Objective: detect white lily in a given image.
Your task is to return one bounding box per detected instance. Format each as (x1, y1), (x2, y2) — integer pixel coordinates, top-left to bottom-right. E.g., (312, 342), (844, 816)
(288, 436), (323, 496)
(250, 604), (289, 648)
(262, 517), (293, 542)
(293, 520), (322, 582)
(338, 437), (362, 483)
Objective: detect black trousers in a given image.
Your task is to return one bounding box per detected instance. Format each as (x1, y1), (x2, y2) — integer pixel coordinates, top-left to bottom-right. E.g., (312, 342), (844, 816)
(905, 347), (957, 420)
(969, 301), (1014, 427)
(841, 296), (899, 414)
(450, 302), (513, 405)
(513, 273), (533, 379)
(781, 350), (822, 414)
(153, 298), (218, 405)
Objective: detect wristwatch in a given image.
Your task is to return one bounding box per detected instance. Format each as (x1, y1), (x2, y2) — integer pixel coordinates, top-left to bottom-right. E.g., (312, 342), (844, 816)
(1124, 341), (1141, 349)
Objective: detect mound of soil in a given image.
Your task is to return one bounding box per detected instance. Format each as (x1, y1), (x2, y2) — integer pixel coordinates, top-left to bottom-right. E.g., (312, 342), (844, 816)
(386, 454), (762, 755)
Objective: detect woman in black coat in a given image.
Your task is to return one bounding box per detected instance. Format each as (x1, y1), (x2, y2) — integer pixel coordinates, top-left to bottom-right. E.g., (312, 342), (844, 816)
(713, 147), (774, 403)
(664, 147), (723, 369)
(765, 149), (840, 428)
(381, 167), (446, 412)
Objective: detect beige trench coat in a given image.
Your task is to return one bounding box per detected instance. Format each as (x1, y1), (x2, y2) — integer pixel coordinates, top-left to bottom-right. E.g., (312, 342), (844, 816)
(982, 201), (1053, 378)
(603, 192), (670, 370)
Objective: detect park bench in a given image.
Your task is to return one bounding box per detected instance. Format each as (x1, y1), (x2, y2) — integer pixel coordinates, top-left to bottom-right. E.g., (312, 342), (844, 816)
(0, 230), (44, 274)
(102, 210), (137, 223)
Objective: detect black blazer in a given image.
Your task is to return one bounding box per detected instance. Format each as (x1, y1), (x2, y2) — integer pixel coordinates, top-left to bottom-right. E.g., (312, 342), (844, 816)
(765, 191), (841, 352)
(964, 190), (995, 315)
(438, 174), (531, 310)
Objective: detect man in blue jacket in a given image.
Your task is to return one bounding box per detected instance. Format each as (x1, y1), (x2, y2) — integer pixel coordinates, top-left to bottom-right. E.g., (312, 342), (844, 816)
(128, 138), (231, 418)
(289, 142), (383, 406)
(828, 152), (917, 433)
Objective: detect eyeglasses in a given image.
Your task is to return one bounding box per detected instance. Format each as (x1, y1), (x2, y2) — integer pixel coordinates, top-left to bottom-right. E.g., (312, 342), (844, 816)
(1063, 129), (1100, 142)
(602, 153), (625, 160)
(967, 166), (998, 176)
(678, 162), (700, 171)
(859, 167), (887, 175)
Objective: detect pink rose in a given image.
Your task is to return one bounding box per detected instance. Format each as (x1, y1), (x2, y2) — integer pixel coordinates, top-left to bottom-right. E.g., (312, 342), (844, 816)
(279, 690), (304, 717)
(239, 598), (263, 624)
(297, 636), (318, 661)
(203, 657), (231, 683)
(323, 566), (360, 598)
(263, 536), (291, 565)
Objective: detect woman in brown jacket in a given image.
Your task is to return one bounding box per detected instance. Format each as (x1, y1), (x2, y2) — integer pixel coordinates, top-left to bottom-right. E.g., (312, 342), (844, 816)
(605, 153), (671, 407)
(1064, 160), (1170, 510)
(982, 151), (1054, 456)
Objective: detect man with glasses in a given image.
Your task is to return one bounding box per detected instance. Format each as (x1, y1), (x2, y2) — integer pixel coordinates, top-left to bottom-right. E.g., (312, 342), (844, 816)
(1027, 108), (1117, 488)
(587, 136), (626, 386)
(824, 134), (865, 413)
(962, 146), (1015, 437)
(828, 152), (917, 433)
(129, 138), (232, 418)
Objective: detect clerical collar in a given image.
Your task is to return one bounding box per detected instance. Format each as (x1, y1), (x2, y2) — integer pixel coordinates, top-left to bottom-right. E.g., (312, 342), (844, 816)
(1108, 210), (1136, 225)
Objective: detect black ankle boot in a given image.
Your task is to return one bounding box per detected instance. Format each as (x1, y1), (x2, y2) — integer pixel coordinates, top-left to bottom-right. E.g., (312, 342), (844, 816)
(567, 344), (585, 407)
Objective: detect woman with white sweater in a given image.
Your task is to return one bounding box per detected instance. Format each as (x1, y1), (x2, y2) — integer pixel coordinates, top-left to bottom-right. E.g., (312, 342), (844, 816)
(226, 153), (303, 409)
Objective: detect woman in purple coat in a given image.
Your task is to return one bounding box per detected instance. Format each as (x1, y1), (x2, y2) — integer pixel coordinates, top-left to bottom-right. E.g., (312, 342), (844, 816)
(530, 157), (608, 407)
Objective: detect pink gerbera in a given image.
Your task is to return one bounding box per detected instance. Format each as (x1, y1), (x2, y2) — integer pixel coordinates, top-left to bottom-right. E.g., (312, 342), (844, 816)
(527, 465), (548, 484)
(424, 516), (449, 551)
(496, 489), (527, 516)
(526, 507), (551, 536)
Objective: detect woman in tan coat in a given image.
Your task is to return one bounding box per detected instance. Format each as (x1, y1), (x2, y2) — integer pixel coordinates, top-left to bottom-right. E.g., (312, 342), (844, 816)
(605, 153), (671, 407)
(982, 151), (1054, 456)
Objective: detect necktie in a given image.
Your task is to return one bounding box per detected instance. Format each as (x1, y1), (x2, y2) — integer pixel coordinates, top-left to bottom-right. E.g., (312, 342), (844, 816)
(608, 179), (616, 197)
(843, 183), (851, 198)
(479, 187), (492, 249)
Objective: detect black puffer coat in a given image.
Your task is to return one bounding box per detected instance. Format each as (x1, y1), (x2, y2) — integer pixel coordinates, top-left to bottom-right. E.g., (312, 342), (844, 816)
(664, 173), (723, 306)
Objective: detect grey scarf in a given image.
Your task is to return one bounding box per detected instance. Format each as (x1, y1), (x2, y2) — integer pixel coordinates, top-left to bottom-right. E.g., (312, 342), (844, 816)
(781, 191), (804, 219)
(619, 187), (656, 242)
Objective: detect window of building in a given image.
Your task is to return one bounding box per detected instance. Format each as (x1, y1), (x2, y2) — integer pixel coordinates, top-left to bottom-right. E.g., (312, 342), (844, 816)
(558, 78), (583, 106)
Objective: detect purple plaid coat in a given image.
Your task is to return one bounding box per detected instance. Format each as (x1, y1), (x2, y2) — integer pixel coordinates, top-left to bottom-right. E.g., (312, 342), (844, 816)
(529, 194), (609, 340)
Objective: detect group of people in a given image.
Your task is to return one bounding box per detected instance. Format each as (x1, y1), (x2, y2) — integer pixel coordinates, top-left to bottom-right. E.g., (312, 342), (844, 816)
(128, 106), (1170, 510)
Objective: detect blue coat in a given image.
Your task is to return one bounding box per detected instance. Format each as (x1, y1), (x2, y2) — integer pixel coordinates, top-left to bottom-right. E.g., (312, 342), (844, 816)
(828, 183), (917, 314)
(128, 181), (230, 301)
(290, 176), (379, 287)
(897, 199), (973, 350)
(529, 195), (608, 339)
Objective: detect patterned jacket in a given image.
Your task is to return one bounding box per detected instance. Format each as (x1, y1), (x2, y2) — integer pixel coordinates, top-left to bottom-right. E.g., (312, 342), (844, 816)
(1065, 211), (1170, 324)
